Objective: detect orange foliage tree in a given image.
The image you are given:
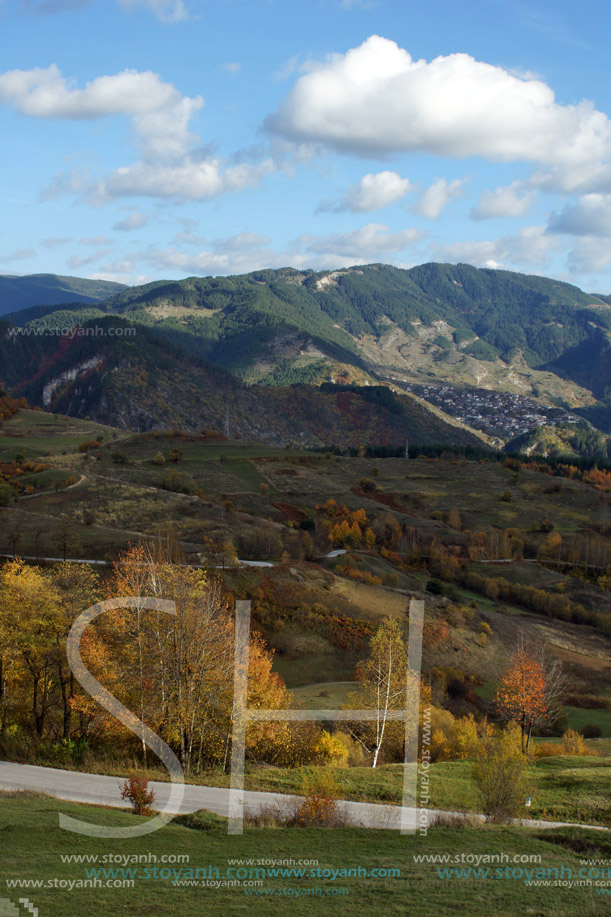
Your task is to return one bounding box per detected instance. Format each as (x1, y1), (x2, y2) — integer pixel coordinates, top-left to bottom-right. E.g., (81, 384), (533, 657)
(495, 637), (565, 753)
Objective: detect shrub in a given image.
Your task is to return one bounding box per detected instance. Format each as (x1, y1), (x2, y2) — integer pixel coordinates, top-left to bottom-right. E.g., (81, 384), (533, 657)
(581, 723), (602, 739)
(152, 452), (165, 465)
(161, 469), (196, 495)
(561, 729), (589, 756)
(120, 775), (156, 817)
(78, 440), (98, 453)
(314, 730), (349, 767)
(296, 771), (339, 827)
(534, 742), (562, 758)
(535, 729), (595, 758)
(472, 726), (528, 823)
(111, 451), (128, 464)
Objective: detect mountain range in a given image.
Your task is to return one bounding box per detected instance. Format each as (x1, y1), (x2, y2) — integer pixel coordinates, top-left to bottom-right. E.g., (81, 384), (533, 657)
(0, 273), (126, 316)
(1, 263), (610, 450)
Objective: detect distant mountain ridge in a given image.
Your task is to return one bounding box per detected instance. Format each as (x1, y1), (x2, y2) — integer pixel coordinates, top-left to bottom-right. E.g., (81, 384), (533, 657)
(12, 261), (608, 399)
(2, 262), (611, 445)
(0, 273), (127, 316)
(0, 314), (481, 448)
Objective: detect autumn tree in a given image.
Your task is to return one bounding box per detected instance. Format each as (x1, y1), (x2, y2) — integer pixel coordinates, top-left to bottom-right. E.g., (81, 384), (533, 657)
(0, 560), (62, 738)
(349, 617), (409, 767)
(49, 563), (100, 740)
(495, 636), (566, 753)
(103, 543), (294, 773)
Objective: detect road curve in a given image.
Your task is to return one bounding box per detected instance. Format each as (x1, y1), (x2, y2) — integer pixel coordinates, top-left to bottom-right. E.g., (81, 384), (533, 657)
(0, 761), (606, 832)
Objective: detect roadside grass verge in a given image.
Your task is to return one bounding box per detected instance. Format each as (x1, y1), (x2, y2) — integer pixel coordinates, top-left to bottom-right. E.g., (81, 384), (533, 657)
(0, 792), (609, 916)
(3, 755), (608, 828)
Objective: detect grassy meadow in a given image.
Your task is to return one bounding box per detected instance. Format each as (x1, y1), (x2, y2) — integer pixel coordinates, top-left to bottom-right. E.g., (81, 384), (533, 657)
(1, 792), (610, 917)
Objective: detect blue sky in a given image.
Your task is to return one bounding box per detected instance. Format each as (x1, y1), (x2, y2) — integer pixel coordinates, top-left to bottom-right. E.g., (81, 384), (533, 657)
(1, 0), (611, 292)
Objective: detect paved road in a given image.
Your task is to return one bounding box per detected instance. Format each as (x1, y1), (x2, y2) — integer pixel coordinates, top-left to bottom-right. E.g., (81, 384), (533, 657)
(0, 762), (606, 832)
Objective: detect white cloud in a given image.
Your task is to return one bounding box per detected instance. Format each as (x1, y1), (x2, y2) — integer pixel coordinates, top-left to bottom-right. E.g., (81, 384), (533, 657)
(434, 225), (561, 269)
(0, 63), (279, 205)
(221, 62), (242, 74)
(113, 212), (149, 231)
(318, 170), (412, 213)
(297, 222), (424, 258)
(118, 0), (189, 22)
(102, 157), (274, 201)
(0, 64), (203, 160)
(414, 178), (464, 219)
(471, 181), (534, 220)
(548, 193), (611, 237)
(95, 222), (425, 282)
(267, 35), (611, 175)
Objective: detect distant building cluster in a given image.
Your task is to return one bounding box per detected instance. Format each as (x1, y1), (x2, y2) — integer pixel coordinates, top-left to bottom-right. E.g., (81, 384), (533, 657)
(402, 383), (579, 438)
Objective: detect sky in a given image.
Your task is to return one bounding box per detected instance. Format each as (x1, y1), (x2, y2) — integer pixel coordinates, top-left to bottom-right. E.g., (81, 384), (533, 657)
(1, 0), (611, 292)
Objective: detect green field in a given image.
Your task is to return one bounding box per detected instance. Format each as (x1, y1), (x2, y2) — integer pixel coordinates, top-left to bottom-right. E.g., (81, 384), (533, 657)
(1, 792), (609, 916)
(565, 707), (611, 739)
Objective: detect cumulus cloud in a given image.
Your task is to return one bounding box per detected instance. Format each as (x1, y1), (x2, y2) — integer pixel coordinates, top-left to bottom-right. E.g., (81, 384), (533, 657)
(434, 225), (561, 269)
(0, 64), (203, 160)
(414, 178), (464, 219)
(296, 222), (424, 259)
(95, 222), (425, 282)
(102, 240), (284, 279)
(102, 157), (275, 201)
(267, 35), (611, 176)
(547, 193), (611, 237)
(471, 181), (534, 220)
(0, 63), (278, 204)
(113, 212), (149, 231)
(318, 170), (412, 213)
(118, 0), (189, 22)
